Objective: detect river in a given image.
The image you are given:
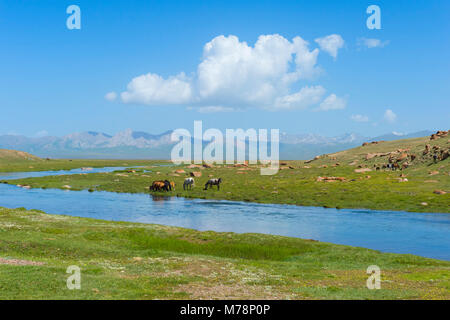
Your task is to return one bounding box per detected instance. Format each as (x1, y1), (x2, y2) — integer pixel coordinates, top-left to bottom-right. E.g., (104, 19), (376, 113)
(0, 167), (448, 260)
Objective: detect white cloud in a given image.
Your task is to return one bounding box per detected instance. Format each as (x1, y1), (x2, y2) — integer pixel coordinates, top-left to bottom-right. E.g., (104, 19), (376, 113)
(104, 91), (118, 101)
(384, 109), (397, 123)
(195, 34), (321, 107)
(358, 38), (389, 49)
(314, 34), (344, 59)
(121, 73), (192, 105)
(351, 114), (369, 122)
(316, 94), (347, 111)
(115, 34), (345, 111)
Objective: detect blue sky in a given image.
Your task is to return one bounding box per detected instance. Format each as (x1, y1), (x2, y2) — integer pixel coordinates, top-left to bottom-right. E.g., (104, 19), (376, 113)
(0, 0), (448, 137)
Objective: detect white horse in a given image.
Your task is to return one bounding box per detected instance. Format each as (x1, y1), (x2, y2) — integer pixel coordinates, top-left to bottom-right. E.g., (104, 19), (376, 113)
(183, 177), (195, 190)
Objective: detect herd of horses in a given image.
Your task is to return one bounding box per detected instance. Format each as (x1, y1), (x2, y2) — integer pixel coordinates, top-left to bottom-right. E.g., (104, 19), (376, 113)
(150, 177), (222, 192)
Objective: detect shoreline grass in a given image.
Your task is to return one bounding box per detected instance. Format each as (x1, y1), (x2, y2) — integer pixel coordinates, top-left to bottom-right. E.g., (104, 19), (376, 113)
(0, 206), (449, 300)
(0, 157), (165, 173)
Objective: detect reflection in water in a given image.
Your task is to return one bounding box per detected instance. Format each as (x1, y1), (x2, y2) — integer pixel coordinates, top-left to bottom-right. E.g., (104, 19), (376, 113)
(150, 194), (175, 202)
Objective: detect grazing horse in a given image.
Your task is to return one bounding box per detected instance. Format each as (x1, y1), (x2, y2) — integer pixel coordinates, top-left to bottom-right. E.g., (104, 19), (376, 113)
(204, 178), (222, 190)
(162, 180), (175, 191)
(150, 180), (171, 192)
(183, 177), (194, 190)
(150, 180), (166, 191)
(386, 163), (399, 171)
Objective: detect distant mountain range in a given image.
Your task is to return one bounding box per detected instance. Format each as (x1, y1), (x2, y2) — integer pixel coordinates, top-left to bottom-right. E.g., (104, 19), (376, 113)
(0, 129), (434, 160)
(369, 130), (433, 142)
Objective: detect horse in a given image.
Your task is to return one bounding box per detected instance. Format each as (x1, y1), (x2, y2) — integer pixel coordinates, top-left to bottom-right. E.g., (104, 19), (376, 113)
(162, 180), (175, 191)
(183, 177), (194, 190)
(204, 178), (222, 190)
(150, 180), (166, 191)
(386, 163), (399, 171)
(150, 180), (171, 192)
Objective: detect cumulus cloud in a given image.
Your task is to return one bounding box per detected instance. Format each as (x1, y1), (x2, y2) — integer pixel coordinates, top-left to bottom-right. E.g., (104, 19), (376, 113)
(358, 38), (389, 49)
(195, 35), (321, 107)
(115, 34), (346, 111)
(316, 94), (347, 111)
(104, 91), (118, 101)
(351, 114), (369, 122)
(384, 109), (397, 123)
(314, 34), (344, 59)
(121, 73), (192, 105)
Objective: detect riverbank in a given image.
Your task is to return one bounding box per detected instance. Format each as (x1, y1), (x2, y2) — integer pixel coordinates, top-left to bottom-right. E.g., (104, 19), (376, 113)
(0, 155), (163, 173)
(1, 206), (448, 299)
(3, 160), (448, 213)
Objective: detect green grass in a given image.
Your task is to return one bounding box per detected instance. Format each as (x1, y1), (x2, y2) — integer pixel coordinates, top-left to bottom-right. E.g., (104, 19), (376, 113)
(2, 135), (447, 213)
(1, 135), (448, 212)
(4, 158), (448, 213)
(0, 152), (163, 173)
(0, 207), (449, 299)
(0, 136), (448, 299)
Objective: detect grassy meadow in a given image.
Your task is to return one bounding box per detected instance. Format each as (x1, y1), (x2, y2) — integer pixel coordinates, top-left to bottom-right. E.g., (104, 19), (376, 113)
(0, 206), (449, 299)
(2, 135), (448, 213)
(0, 134), (448, 299)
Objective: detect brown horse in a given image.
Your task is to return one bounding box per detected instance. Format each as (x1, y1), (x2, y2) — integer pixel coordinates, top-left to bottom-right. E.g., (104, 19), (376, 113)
(150, 180), (169, 192)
